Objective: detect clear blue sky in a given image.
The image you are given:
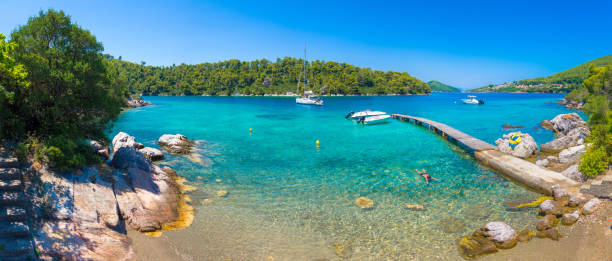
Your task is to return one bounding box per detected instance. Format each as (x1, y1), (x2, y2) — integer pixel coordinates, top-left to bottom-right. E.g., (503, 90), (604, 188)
(1, 0), (611, 89)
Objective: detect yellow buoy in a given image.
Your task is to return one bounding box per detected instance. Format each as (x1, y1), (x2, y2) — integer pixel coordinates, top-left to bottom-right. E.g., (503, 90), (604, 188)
(249, 128), (253, 132)
(316, 140), (320, 146)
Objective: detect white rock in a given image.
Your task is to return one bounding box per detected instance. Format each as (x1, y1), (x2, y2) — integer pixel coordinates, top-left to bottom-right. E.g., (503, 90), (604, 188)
(569, 193), (587, 207)
(582, 198), (601, 215)
(558, 144), (586, 164)
(483, 222), (517, 245)
(550, 113), (586, 135)
(536, 159), (549, 167)
(139, 147), (164, 161)
(539, 200), (556, 215)
(496, 132), (538, 159)
(112, 132), (137, 153)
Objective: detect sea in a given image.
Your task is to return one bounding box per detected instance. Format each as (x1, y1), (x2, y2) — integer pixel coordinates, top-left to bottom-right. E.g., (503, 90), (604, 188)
(111, 92), (584, 260)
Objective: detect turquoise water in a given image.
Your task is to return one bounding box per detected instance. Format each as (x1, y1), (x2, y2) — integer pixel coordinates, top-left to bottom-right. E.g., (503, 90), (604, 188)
(112, 93), (581, 260)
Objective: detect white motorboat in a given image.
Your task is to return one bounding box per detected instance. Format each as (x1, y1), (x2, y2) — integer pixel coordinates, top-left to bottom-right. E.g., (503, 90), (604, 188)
(356, 114), (391, 125)
(462, 95), (484, 104)
(295, 44), (323, 106)
(345, 110), (386, 119)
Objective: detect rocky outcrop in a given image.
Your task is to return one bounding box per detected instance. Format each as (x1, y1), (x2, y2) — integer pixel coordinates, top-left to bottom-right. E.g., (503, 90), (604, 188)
(158, 134), (195, 154)
(89, 140), (110, 161)
(126, 98), (152, 108)
(550, 113), (587, 134)
(541, 114), (589, 153)
(139, 147), (164, 161)
(25, 132), (193, 260)
(495, 132), (538, 158)
(112, 132), (139, 153)
(558, 144), (586, 164)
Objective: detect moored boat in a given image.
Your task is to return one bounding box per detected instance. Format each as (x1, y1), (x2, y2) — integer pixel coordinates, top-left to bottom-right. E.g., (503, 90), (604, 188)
(462, 95), (484, 104)
(345, 110), (386, 119)
(357, 114), (391, 125)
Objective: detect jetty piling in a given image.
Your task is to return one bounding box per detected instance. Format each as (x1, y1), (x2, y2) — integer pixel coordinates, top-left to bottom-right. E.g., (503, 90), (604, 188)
(392, 114), (578, 194)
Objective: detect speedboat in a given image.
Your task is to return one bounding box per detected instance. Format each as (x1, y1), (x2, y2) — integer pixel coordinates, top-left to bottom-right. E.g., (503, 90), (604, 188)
(462, 95), (484, 104)
(345, 110), (386, 119)
(357, 114), (391, 125)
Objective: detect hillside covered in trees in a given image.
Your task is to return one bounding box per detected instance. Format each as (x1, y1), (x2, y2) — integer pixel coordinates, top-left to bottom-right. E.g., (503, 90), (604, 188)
(427, 80), (461, 92)
(469, 55), (612, 93)
(107, 57), (431, 96)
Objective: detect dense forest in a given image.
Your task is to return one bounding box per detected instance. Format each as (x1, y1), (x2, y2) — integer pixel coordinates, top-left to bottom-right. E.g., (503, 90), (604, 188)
(107, 57), (431, 96)
(427, 80), (461, 92)
(469, 55), (612, 93)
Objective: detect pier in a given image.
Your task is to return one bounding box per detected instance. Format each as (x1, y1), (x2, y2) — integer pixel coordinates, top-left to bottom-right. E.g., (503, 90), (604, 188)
(392, 114), (578, 194)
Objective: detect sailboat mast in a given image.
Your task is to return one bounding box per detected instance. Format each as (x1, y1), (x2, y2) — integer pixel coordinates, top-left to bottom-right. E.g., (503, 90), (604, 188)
(303, 43), (307, 94)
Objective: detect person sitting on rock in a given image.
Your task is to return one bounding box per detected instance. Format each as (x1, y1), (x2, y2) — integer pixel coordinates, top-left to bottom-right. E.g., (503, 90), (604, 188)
(415, 169), (439, 184)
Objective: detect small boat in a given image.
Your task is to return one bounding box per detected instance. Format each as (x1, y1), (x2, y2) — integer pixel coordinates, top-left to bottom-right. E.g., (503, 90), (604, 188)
(462, 95), (484, 104)
(356, 114), (391, 125)
(295, 44), (323, 106)
(345, 110), (386, 119)
(296, 91), (323, 106)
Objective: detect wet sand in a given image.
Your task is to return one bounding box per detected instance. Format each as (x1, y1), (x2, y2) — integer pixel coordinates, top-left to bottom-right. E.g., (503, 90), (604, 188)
(128, 200), (612, 260)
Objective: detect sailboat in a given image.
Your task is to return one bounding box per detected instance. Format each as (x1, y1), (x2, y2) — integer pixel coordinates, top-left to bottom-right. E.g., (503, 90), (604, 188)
(296, 44), (323, 106)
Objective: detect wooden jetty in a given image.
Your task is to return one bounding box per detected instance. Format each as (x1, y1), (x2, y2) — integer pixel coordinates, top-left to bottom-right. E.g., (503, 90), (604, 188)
(391, 114), (496, 152)
(392, 114), (578, 194)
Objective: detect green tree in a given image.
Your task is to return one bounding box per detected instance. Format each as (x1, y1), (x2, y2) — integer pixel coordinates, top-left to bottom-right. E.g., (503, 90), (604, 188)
(5, 9), (125, 170)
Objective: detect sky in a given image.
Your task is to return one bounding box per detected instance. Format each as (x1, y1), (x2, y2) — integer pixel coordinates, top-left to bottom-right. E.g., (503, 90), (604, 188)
(1, 0), (611, 89)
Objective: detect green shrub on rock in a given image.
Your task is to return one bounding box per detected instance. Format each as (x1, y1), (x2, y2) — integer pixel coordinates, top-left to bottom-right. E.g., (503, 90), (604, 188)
(579, 145), (608, 178)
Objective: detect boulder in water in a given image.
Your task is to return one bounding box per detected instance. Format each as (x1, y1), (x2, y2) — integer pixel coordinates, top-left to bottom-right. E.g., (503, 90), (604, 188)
(540, 120), (554, 130)
(158, 134), (195, 154)
(550, 113), (586, 135)
(139, 147), (164, 161)
(495, 132), (537, 158)
(517, 229), (534, 242)
(112, 132), (141, 153)
(355, 197), (374, 209)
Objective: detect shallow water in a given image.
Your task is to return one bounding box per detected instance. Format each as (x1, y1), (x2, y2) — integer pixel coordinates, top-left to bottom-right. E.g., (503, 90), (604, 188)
(112, 93), (582, 260)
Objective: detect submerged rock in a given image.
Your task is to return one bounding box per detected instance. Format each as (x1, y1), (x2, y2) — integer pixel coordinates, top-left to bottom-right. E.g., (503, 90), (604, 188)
(495, 132), (537, 158)
(502, 124), (525, 130)
(404, 203), (425, 211)
(216, 190), (229, 197)
(139, 147), (164, 161)
(517, 229), (534, 242)
(332, 242), (353, 258)
(457, 234), (498, 259)
(158, 134), (195, 154)
(582, 198), (601, 215)
(481, 222), (517, 249)
(355, 197), (374, 209)
(541, 227), (562, 241)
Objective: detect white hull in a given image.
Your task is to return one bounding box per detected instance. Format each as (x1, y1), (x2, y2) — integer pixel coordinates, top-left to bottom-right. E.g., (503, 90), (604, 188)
(462, 99), (480, 104)
(362, 115), (391, 125)
(350, 110), (386, 118)
(296, 97), (323, 106)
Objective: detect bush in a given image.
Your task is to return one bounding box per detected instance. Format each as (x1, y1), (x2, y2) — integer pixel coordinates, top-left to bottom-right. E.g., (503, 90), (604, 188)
(579, 145), (609, 179)
(17, 135), (100, 171)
